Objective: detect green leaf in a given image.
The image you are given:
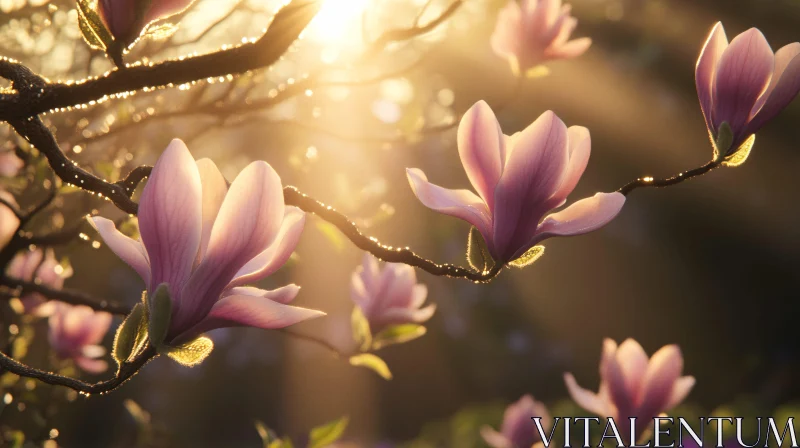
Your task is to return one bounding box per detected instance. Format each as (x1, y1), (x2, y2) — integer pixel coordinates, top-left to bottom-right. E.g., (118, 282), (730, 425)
(143, 23), (179, 41)
(165, 336), (214, 366)
(112, 303), (148, 367)
(525, 65), (551, 79)
(123, 399), (151, 426)
(722, 134), (755, 168)
(349, 353), (392, 380)
(351, 307), (372, 352)
(147, 284), (172, 348)
(267, 438), (294, 448)
(508, 245), (545, 269)
(76, 0), (114, 51)
(713, 121), (734, 160)
(466, 226), (494, 272)
(308, 416), (350, 448)
(372, 324), (427, 350)
(254, 420), (279, 448)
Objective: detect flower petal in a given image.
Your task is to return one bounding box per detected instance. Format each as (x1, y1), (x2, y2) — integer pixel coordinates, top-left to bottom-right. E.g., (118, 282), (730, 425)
(564, 372), (608, 416)
(711, 28), (774, 138)
(637, 345), (684, 417)
(178, 161), (285, 331)
(666, 376), (696, 410)
(549, 126), (591, 205)
(380, 304), (436, 326)
(615, 339), (649, 405)
(90, 217), (151, 285)
(143, 0), (196, 25)
(457, 101), (506, 209)
(75, 356), (109, 374)
(547, 38), (591, 59)
(227, 206), (305, 289)
(747, 42), (800, 135)
(410, 284), (428, 308)
(480, 426), (512, 448)
(491, 1), (522, 60)
(195, 158), (228, 263)
(532, 192), (625, 246)
(695, 22), (729, 132)
(492, 110), (569, 262)
(406, 168), (492, 239)
(138, 139), (202, 295)
(178, 286), (324, 340)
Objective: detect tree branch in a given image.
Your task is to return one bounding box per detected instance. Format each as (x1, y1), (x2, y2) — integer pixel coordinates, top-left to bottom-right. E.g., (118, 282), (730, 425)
(0, 276), (132, 315)
(0, 345), (156, 394)
(0, 0), (321, 121)
(617, 159), (721, 195)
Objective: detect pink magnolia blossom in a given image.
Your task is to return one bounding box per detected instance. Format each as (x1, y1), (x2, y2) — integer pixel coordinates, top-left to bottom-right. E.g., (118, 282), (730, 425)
(0, 151), (23, 177)
(0, 189), (19, 248)
(91, 139), (324, 346)
(6, 248), (72, 317)
(491, 0), (591, 76)
(98, 0), (196, 45)
(696, 22), (800, 154)
(564, 338), (695, 445)
(350, 254), (435, 334)
(48, 304), (112, 373)
(407, 101), (625, 264)
(481, 395), (551, 448)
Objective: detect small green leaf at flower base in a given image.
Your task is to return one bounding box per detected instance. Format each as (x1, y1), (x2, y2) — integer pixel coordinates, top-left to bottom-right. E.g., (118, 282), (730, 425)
(713, 121), (734, 161)
(76, 0), (114, 51)
(508, 245), (545, 268)
(351, 306), (372, 351)
(467, 226), (494, 273)
(349, 353), (392, 380)
(316, 221), (346, 252)
(112, 303), (148, 367)
(255, 420), (282, 448)
(308, 416), (350, 448)
(164, 336), (214, 367)
(143, 23), (179, 41)
(722, 134), (756, 168)
(525, 65), (551, 78)
(372, 324), (427, 350)
(147, 284), (172, 348)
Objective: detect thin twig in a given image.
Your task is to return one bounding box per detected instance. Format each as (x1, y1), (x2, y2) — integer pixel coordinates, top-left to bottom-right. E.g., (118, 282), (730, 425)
(0, 276), (132, 315)
(617, 159), (721, 195)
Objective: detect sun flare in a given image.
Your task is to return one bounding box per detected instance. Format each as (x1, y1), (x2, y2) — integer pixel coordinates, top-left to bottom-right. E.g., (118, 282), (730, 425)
(308, 0), (371, 44)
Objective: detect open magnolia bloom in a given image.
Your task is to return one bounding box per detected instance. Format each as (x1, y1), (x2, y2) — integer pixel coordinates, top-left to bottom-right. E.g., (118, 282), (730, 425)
(491, 0), (591, 76)
(564, 338), (695, 444)
(48, 304), (112, 374)
(407, 101), (625, 265)
(481, 395), (551, 448)
(696, 22), (800, 160)
(98, 0), (197, 47)
(6, 248), (72, 317)
(350, 254), (435, 334)
(91, 139), (324, 361)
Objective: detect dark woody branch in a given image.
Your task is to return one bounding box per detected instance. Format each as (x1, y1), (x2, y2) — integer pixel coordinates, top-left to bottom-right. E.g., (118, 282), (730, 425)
(0, 276), (132, 315)
(0, 345), (156, 394)
(0, 0), (321, 121)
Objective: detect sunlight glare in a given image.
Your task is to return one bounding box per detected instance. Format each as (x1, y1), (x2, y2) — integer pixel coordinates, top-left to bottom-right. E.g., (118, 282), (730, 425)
(308, 0), (370, 46)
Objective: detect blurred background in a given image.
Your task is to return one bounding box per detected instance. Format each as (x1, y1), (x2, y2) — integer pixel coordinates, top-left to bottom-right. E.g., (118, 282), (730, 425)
(1, 0), (800, 446)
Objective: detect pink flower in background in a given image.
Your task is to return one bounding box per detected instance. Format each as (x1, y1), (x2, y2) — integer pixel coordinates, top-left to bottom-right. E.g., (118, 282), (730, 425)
(696, 22), (800, 154)
(491, 0), (591, 75)
(564, 338), (695, 444)
(481, 395), (551, 448)
(91, 139), (323, 345)
(99, 0), (196, 45)
(0, 189), (19, 248)
(407, 101), (625, 264)
(6, 248), (73, 317)
(48, 304), (112, 373)
(350, 254), (435, 333)
(0, 151), (23, 177)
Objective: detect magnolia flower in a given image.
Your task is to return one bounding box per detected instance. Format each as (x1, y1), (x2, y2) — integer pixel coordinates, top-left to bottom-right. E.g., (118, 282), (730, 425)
(98, 0), (196, 46)
(0, 189), (19, 248)
(564, 338), (695, 444)
(91, 139), (324, 346)
(696, 22), (800, 156)
(481, 395), (552, 448)
(407, 101), (625, 264)
(0, 151), (23, 177)
(491, 0), (591, 76)
(6, 248), (72, 316)
(350, 254), (435, 334)
(48, 304), (112, 373)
